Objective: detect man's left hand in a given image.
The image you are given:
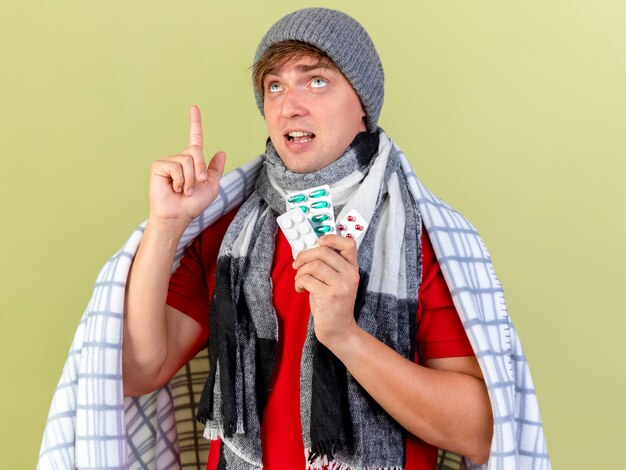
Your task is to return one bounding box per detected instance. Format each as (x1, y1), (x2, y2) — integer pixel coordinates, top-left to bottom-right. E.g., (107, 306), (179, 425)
(292, 234), (360, 346)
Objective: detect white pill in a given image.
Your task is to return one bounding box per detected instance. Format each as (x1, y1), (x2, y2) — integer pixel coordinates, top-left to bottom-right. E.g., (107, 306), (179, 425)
(305, 234), (317, 246)
(293, 240), (305, 251)
(280, 217), (293, 229)
(287, 229), (299, 240)
(298, 223), (311, 234)
(293, 211), (305, 223)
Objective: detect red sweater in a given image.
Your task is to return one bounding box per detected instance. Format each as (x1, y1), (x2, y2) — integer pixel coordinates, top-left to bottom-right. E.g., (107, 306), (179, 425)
(167, 209), (474, 469)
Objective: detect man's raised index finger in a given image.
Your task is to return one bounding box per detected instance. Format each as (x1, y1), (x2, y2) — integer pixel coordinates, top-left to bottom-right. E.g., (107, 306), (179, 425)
(188, 104), (203, 149)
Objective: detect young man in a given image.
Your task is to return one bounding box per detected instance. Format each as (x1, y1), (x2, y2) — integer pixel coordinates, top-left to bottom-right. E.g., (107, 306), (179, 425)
(40, 8), (549, 470)
(123, 8), (492, 469)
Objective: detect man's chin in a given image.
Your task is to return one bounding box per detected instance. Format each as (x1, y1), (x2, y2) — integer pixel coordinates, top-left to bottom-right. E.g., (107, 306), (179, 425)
(283, 160), (320, 174)
(275, 147), (318, 174)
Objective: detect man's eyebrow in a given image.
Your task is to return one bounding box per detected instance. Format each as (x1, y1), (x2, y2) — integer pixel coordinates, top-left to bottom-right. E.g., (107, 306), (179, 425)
(295, 63), (330, 73)
(264, 63), (331, 80)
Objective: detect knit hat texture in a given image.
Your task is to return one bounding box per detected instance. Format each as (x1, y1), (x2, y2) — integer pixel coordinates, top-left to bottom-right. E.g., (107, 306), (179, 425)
(253, 8), (384, 132)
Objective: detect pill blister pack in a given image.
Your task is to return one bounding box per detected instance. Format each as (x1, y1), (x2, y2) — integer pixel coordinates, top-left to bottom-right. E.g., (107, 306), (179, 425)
(276, 208), (319, 259)
(280, 185), (369, 259)
(337, 210), (368, 241)
(285, 184), (337, 237)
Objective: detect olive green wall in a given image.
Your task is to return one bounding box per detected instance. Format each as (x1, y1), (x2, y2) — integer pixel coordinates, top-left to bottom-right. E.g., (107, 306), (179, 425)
(2, 1), (624, 467)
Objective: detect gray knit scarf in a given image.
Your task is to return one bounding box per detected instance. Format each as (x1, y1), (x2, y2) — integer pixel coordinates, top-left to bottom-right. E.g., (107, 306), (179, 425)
(197, 130), (422, 470)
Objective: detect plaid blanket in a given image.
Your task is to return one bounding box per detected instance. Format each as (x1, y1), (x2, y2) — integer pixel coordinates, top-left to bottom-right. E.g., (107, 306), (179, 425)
(38, 139), (550, 469)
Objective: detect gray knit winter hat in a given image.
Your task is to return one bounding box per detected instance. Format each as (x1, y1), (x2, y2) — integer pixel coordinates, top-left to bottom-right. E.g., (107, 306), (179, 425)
(253, 8), (384, 132)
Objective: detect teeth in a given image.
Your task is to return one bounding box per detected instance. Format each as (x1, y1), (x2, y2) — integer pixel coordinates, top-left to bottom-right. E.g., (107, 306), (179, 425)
(288, 131), (312, 137)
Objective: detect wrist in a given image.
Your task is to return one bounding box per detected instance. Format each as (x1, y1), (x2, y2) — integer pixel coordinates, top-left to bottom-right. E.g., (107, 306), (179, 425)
(321, 321), (364, 359)
(143, 217), (189, 250)
(146, 214), (190, 237)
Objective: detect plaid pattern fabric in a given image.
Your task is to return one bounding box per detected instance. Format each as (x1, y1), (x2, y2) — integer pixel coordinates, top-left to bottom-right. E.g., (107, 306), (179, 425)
(396, 143), (550, 469)
(37, 160), (262, 470)
(38, 134), (549, 469)
(437, 450), (464, 470)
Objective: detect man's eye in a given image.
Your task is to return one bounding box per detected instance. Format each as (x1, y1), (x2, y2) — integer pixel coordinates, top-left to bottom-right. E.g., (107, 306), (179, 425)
(268, 82), (282, 93)
(311, 77), (328, 88)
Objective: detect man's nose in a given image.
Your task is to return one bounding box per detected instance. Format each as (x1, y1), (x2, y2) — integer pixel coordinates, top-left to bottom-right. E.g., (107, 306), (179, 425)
(280, 87), (308, 119)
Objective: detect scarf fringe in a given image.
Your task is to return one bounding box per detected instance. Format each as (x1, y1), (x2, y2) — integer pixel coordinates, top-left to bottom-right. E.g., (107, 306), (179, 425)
(203, 422), (246, 441)
(304, 447), (329, 470)
(203, 424), (224, 441)
(328, 462), (403, 470)
(304, 449), (403, 470)
(308, 438), (339, 463)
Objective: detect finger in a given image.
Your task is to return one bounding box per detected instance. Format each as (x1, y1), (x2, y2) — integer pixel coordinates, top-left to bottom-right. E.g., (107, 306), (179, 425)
(293, 245), (345, 272)
(293, 240), (356, 272)
(167, 155), (196, 195)
(175, 155), (197, 195)
(318, 234), (358, 266)
(206, 151), (226, 183)
(183, 144), (208, 181)
(152, 160), (185, 193)
(294, 259), (341, 287)
(188, 105), (203, 149)
(294, 272), (327, 294)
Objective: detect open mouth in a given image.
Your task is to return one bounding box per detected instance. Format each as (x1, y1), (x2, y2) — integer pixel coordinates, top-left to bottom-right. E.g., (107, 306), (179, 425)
(286, 131), (315, 143)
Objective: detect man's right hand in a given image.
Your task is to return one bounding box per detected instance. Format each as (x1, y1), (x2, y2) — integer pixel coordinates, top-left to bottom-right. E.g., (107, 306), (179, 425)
(123, 105), (226, 397)
(149, 105), (226, 227)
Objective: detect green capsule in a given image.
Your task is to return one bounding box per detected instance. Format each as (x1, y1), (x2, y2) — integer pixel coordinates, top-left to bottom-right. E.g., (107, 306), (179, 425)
(309, 189), (328, 198)
(298, 205), (310, 213)
(310, 201), (330, 209)
(314, 225), (333, 234)
(311, 213), (330, 223)
(288, 194), (307, 203)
